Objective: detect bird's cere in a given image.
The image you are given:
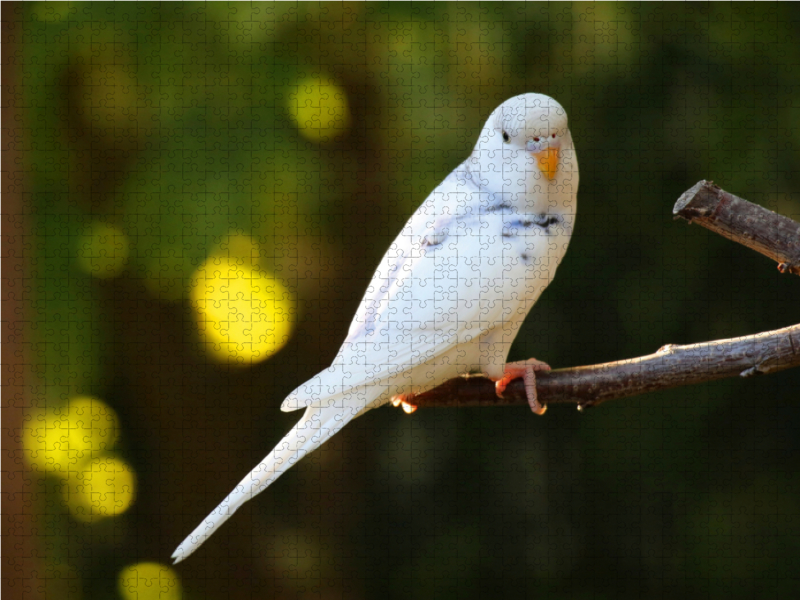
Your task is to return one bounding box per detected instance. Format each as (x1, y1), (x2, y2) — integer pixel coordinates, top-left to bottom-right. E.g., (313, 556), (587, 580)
(171, 93), (579, 563)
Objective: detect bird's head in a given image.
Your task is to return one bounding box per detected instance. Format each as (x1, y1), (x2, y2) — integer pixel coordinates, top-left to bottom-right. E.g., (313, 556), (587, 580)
(479, 93), (572, 181)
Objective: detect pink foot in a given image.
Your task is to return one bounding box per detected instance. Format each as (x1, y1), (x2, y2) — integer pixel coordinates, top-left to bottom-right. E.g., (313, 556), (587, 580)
(391, 393), (418, 414)
(493, 359), (551, 415)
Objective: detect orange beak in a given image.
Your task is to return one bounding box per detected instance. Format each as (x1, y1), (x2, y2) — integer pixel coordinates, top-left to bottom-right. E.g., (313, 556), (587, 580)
(533, 148), (559, 180)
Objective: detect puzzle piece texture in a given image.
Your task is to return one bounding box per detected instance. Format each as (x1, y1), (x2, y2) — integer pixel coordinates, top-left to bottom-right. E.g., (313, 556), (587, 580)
(7, 3), (800, 599)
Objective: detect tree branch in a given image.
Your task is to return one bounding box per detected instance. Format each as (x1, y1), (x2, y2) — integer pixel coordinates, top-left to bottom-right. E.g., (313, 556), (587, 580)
(673, 180), (800, 276)
(412, 182), (800, 410)
(413, 323), (800, 409)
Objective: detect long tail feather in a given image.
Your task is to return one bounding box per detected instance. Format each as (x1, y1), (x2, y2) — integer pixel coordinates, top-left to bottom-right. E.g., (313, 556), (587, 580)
(171, 405), (353, 563)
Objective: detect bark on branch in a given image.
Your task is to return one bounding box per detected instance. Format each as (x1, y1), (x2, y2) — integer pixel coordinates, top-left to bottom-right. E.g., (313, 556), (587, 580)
(413, 182), (800, 410)
(673, 180), (800, 276)
(413, 323), (800, 409)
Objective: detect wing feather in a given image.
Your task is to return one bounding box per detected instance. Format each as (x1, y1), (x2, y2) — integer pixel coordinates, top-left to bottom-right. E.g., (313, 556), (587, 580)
(282, 208), (566, 412)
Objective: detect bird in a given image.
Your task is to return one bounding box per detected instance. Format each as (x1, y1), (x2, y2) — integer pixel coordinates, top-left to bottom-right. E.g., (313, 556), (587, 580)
(171, 92), (579, 563)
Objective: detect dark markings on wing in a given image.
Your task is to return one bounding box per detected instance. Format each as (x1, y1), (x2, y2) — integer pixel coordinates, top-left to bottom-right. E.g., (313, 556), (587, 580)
(421, 231), (447, 249)
(503, 214), (562, 238)
(484, 202), (513, 213)
(533, 214), (561, 228)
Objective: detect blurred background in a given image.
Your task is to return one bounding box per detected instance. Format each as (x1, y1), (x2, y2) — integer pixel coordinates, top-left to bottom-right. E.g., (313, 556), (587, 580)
(7, 2), (800, 599)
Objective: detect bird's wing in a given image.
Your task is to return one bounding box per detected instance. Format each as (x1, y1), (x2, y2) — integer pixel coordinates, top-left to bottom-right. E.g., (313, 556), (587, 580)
(342, 164), (478, 340)
(281, 208), (565, 412)
(341, 161), (513, 347)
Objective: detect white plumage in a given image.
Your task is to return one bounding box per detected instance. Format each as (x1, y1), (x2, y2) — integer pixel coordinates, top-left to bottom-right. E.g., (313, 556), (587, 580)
(172, 93), (578, 563)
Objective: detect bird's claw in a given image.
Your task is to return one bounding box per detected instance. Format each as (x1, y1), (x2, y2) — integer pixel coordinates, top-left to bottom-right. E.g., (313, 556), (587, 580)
(494, 359), (551, 415)
(391, 393), (418, 414)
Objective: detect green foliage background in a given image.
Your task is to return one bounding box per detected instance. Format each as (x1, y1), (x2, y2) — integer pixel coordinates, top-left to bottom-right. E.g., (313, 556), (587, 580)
(17, 2), (800, 599)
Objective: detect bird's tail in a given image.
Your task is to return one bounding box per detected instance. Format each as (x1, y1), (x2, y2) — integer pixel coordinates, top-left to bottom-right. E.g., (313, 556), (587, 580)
(171, 404), (353, 563)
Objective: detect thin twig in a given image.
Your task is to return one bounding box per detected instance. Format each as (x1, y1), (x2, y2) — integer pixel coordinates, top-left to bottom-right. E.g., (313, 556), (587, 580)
(412, 182), (800, 410)
(673, 180), (800, 276)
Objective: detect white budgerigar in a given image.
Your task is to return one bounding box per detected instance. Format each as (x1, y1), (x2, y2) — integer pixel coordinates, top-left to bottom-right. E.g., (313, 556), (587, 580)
(172, 92), (578, 563)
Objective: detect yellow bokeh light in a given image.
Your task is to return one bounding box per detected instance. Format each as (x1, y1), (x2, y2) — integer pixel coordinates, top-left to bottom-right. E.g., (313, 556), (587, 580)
(63, 455), (136, 523)
(76, 221), (130, 279)
(288, 75), (352, 143)
(24, 396), (119, 478)
(190, 255), (295, 363)
(118, 562), (182, 600)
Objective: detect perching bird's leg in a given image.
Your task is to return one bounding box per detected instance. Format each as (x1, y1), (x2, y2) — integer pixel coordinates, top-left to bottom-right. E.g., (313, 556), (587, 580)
(391, 393), (418, 414)
(494, 359), (551, 415)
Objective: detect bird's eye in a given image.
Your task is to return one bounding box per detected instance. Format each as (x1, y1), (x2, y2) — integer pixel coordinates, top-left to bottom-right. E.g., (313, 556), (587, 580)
(552, 133), (556, 139)
(533, 137), (540, 142)
(502, 131), (510, 143)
